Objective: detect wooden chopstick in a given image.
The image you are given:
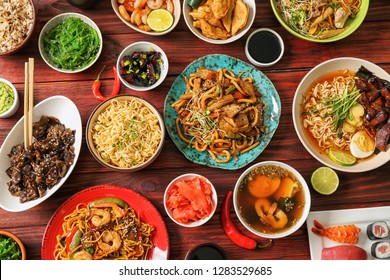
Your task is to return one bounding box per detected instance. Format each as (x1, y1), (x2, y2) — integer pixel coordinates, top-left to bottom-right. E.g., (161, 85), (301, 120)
(23, 58), (34, 149)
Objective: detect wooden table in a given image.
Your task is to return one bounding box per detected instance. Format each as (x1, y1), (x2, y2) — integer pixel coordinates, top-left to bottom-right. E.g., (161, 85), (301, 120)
(0, 0), (389, 260)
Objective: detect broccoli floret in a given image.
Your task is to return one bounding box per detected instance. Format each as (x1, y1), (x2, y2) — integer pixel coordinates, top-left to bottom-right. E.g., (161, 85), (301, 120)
(290, 10), (307, 30)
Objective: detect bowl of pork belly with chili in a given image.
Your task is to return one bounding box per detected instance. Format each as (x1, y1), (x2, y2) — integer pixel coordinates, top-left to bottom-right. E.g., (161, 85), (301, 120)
(233, 161), (311, 239)
(292, 57), (390, 173)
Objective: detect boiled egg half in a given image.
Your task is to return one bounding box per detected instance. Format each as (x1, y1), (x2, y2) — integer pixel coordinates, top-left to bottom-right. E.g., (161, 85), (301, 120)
(350, 130), (375, 158)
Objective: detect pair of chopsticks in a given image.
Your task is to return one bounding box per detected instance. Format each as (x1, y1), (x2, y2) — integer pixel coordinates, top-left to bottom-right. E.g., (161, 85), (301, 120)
(24, 58), (34, 149)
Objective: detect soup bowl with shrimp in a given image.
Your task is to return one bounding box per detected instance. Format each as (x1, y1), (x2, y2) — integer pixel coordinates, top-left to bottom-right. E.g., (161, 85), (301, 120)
(233, 161), (311, 239)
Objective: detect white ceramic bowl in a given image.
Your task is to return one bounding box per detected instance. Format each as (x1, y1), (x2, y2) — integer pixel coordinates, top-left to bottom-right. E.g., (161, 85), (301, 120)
(0, 96), (82, 212)
(111, 0), (181, 36)
(292, 57), (390, 173)
(164, 173), (217, 227)
(86, 95), (165, 172)
(233, 161), (311, 239)
(0, 78), (19, 118)
(38, 12), (103, 73)
(116, 41), (168, 91)
(245, 28), (284, 67)
(183, 0), (255, 44)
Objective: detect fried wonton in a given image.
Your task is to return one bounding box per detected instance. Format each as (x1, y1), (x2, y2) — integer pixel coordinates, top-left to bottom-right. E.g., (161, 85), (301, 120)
(221, 0), (235, 32)
(193, 19), (230, 40)
(211, 0), (230, 19)
(231, 0), (248, 36)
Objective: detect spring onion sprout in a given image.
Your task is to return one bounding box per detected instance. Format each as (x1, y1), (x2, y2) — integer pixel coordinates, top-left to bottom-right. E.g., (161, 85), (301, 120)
(42, 17), (100, 70)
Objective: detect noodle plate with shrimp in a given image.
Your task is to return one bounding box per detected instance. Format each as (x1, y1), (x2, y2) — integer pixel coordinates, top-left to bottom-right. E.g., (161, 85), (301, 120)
(54, 198), (155, 260)
(171, 67), (266, 164)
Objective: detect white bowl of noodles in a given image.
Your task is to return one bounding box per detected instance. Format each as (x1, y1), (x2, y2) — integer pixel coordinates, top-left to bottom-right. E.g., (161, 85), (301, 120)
(86, 95), (165, 172)
(293, 57), (390, 173)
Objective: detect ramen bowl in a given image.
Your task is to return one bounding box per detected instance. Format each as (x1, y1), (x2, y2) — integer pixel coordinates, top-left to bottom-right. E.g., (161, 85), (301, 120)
(292, 57), (390, 173)
(86, 95), (165, 172)
(164, 173), (217, 228)
(233, 161), (311, 239)
(270, 0), (369, 43)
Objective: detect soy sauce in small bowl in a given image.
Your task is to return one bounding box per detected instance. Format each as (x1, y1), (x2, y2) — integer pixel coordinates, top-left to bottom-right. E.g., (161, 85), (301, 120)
(245, 28), (284, 67)
(185, 243), (228, 260)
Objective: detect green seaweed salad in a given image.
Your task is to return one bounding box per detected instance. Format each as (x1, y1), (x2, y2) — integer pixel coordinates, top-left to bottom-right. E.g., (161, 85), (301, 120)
(43, 17), (100, 70)
(0, 235), (22, 260)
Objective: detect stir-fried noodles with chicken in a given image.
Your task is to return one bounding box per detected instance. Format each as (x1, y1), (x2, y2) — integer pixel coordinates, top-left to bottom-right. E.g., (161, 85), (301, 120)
(171, 67), (265, 163)
(276, 0), (362, 39)
(54, 198), (154, 260)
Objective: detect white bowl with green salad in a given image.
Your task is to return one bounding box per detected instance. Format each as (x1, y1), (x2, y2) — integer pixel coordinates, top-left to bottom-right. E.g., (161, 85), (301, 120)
(38, 12), (103, 73)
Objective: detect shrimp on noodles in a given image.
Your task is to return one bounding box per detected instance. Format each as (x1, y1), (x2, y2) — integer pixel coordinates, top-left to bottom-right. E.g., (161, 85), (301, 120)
(54, 198), (155, 260)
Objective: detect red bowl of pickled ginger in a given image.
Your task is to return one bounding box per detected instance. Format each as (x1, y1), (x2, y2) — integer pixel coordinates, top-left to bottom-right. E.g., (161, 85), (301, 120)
(164, 173), (217, 227)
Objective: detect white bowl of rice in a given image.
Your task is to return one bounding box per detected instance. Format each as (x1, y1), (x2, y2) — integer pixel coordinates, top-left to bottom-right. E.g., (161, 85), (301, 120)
(86, 95), (165, 172)
(0, 0), (36, 56)
(292, 57), (390, 173)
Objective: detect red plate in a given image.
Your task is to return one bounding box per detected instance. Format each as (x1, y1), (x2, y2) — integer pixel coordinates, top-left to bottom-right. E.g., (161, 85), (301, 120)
(41, 184), (169, 260)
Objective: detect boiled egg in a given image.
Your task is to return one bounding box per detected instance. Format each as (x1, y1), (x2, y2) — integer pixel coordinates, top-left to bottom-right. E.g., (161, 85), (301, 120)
(350, 130), (375, 158)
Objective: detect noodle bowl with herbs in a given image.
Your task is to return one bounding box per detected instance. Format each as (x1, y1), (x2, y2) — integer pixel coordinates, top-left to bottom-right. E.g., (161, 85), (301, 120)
(301, 70), (357, 151)
(90, 97), (162, 169)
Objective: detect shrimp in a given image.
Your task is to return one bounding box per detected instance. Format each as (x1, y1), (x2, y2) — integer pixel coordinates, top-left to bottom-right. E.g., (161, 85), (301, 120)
(165, 0), (174, 14)
(130, 9), (142, 26)
(140, 6), (152, 24)
(98, 231), (122, 253)
(312, 220), (361, 244)
(134, 0), (147, 9)
(255, 199), (288, 229)
(91, 209), (110, 227)
(147, 0), (163, 10)
(72, 250), (93, 260)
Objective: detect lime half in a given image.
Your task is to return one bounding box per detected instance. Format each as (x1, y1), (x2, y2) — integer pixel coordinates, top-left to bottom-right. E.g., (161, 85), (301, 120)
(329, 147), (356, 166)
(147, 9), (174, 32)
(311, 166), (339, 195)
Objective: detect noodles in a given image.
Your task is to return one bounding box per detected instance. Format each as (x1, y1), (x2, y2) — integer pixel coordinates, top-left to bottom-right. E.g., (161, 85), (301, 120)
(91, 98), (162, 168)
(301, 71), (356, 151)
(172, 67), (265, 163)
(276, 0), (362, 39)
(54, 199), (155, 260)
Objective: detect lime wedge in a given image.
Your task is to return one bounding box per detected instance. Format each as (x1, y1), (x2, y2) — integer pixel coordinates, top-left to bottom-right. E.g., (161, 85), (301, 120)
(311, 167), (339, 195)
(146, 9), (174, 32)
(328, 147), (356, 166)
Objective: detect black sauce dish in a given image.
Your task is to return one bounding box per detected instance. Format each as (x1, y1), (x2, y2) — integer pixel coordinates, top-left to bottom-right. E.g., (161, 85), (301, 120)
(245, 28), (284, 67)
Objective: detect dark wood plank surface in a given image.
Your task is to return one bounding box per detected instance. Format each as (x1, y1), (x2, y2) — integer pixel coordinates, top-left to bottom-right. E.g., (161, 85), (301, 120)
(0, 0), (389, 260)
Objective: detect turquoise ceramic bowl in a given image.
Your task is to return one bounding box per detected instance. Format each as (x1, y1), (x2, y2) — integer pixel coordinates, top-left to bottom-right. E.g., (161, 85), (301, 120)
(270, 0), (369, 43)
(164, 54), (281, 170)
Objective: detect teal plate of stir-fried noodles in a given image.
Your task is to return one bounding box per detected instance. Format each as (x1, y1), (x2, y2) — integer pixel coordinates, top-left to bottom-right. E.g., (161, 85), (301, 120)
(164, 54), (281, 170)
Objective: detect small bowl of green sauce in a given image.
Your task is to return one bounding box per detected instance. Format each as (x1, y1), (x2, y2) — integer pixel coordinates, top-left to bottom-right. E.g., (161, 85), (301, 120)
(0, 230), (26, 260)
(0, 78), (19, 119)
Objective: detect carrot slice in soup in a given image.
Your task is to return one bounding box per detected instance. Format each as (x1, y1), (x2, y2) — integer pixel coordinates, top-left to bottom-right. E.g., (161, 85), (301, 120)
(248, 174), (281, 198)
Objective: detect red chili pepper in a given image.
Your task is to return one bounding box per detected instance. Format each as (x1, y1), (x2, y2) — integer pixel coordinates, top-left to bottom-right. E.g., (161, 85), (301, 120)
(92, 65), (121, 102)
(221, 190), (273, 250)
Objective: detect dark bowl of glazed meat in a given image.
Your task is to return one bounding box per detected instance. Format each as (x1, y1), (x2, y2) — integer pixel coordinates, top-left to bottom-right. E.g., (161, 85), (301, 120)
(116, 41), (169, 91)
